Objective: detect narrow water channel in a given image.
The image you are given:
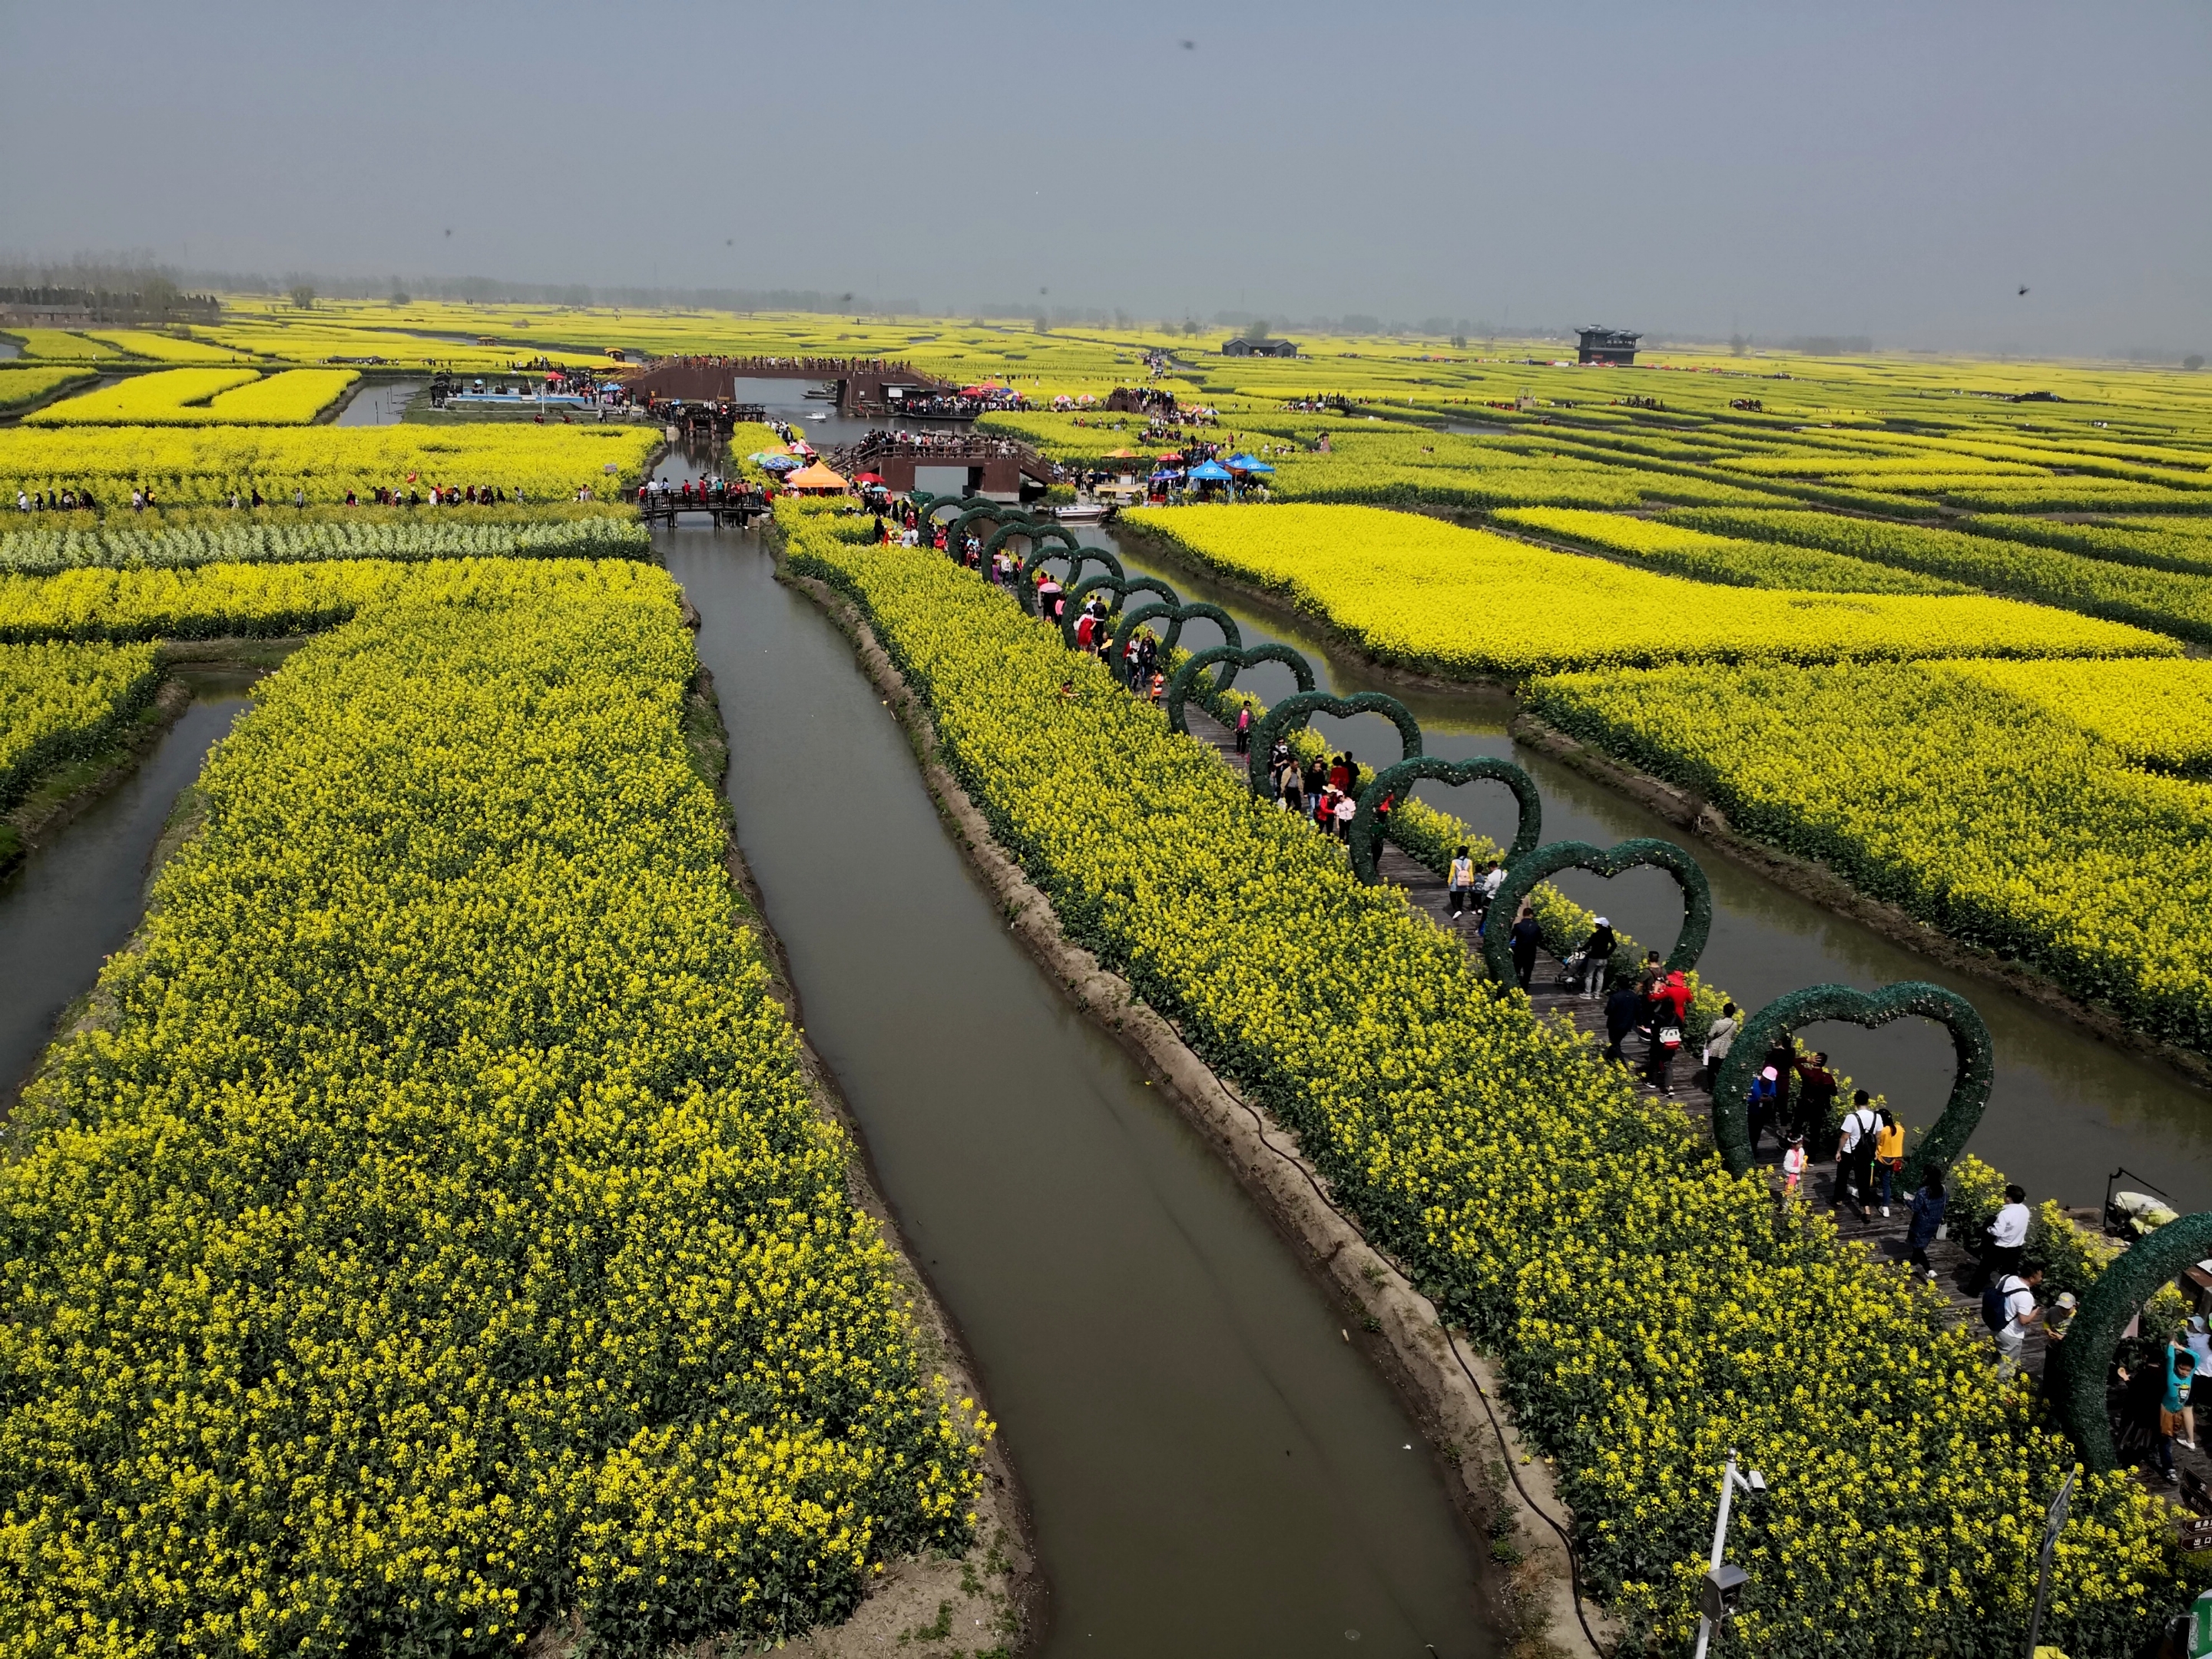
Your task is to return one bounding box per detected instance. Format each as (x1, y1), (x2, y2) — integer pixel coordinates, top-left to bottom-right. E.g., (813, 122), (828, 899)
(664, 522), (1494, 1657)
(0, 688), (250, 1109)
(1094, 527), (2212, 1211)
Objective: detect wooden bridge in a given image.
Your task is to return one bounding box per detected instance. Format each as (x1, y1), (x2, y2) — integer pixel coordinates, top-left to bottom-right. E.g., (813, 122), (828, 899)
(620, 356), (955, 416)
(829, 434), (1056, 495)
(637, 488), (770, 528)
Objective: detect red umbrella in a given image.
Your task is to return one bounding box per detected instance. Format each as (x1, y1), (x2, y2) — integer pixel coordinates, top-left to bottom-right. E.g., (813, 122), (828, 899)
(855, 472), (886, 485)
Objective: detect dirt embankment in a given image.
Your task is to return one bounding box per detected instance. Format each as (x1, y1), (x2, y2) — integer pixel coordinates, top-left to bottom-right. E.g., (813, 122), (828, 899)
(683, 661), (1038, 1659)
(779, 565), (1610, 1659)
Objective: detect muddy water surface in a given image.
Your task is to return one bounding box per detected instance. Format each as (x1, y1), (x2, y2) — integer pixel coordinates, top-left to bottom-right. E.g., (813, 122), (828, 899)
(663, 512), (1495, 1658)
(0, 690), (249, 1110)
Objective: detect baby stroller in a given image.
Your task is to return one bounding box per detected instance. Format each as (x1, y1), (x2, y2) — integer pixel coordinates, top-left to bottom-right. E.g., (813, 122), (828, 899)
(1556, 949), (1595, 995)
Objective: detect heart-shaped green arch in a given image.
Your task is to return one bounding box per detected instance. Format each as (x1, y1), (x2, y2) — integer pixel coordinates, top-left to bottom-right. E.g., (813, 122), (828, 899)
(983, 518), (1078, 566)
(1062, 573), (1181, 647)
(1480, 838), (1710, 987)
(1247, 691), (1422, 798)
(946, 502), (1035, 551)
(1017, 546), (1124, 614)
(1710, 982), (1992, 1184)
(1164, 644), (1316, 733)
(1110, 601), (1241, 677)
(1349, 758), (1542, 886)
(2048, 1209), (2212, 1471)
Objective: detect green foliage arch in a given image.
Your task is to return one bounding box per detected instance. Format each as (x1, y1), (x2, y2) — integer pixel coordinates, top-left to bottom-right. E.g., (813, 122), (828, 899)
(2049, 1210), (2212, 1472)
(1247, 691), (1422, 798)
(1164, 644), (1316, 733)
(1349, 758), (1542, 886)
(1709, 982), (1992, 1184)
(1109, 601), (1241, 678)
(1061, 573), (1179, 647)
(1481, 839), (1710, 987)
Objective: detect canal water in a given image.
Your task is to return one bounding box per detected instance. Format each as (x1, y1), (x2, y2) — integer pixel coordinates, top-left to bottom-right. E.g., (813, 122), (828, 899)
(0, 688), (250, 1111)
(1088, 525), (2212, 1212)
(332, 379), (424, 425)
(657, 481), (1494, 1651)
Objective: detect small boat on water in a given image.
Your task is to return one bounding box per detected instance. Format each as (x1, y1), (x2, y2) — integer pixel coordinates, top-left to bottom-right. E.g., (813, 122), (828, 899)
(1054, 502), (1114, 523)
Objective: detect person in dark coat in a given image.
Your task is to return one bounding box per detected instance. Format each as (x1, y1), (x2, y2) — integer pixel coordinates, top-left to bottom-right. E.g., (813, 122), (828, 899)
(1905, 1167), (1947, 1283)
(1508, 906), (1544, 991)
(1604, 982), (1643, 1062)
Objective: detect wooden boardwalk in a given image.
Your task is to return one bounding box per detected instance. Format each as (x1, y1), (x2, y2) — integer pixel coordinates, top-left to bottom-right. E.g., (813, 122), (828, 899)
(1177, 700), (2055, 1376)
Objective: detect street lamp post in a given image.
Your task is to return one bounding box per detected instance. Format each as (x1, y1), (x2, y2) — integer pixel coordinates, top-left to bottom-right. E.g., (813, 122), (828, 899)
(1692, 1450), (1767, 1659)
(2024, 1470), (2076, 1659)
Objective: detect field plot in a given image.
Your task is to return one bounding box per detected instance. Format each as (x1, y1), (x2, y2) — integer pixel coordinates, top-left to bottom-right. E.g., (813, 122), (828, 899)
(1124, 503), (2175, 676)
(0, 366), (99, 413)
(27, 367), (359, 426)
(1529, 657), (2212, 1052)
(0, 423), (660, 505)
(0, 560), (983, 1653)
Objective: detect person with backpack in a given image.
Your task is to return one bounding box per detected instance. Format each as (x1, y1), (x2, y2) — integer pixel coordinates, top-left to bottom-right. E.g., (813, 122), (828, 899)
(1447, 846), (1477, 919)
(1968, 1184), (2032, 1293)
(1905, 1166), (1947, 1283)
(1641, 972), (1691, 1093)
(2161, 1342), (2200, 1479)
(1834, 1088), (1882, 1220)
(1984, 1262), (2045, 1380)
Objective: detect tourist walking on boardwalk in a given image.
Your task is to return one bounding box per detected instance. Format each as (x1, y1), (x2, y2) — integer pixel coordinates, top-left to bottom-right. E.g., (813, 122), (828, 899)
(1906, 1167), (1947, 1282)
(1761, 1035), (1797, 1132)
(2162, 1342), (2201, 1478)
(1234, 704), (1252, 754)
(1279, 759), (1304, 815)
(1644, 972), (1691, 1094)
(1604, 980), (1642, 1062)
(1987, 1262), (2045, 1382)
(1969, 1185), (2034, 1293)
(1700, 1000), (1740, 1091)
(1835, 1088), (1881, 1220)
(1792, 1051), (1839, 1143)
(1781, 1131), (1809, 1193)
(1747, 1065), (1782, 1152)
(1448, 846), (1477, 919)
(1581, 916), (1618, 996)
(1509, 906), (1543, 992)
(1479, 859), (1508, 921)
(1872, 1108), (1906, 1215)
(1332, 787), (1356, 839)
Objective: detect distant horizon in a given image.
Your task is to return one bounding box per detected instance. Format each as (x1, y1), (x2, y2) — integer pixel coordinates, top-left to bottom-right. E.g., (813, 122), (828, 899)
(2, 265), (2204, 373)
(4, 0), (2205, 364)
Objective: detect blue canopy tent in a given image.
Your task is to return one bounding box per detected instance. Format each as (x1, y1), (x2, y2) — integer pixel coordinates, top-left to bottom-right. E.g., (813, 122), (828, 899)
(1187, 460), (1236, 482)
(1224, 453), (1277, 473)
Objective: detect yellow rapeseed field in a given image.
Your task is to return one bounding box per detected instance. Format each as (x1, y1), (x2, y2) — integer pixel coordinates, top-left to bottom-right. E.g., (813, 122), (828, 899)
(1125, 504), (2177, 676)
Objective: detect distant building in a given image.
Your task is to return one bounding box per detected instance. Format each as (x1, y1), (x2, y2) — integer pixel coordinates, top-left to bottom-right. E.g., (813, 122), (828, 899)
(1223, 336), (1298, 358)
(1576, 327), (1641, 366)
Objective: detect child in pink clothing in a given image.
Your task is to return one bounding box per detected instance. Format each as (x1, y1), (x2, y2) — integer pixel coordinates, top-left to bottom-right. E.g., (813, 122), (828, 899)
(1782, 1134), (1809, 1193)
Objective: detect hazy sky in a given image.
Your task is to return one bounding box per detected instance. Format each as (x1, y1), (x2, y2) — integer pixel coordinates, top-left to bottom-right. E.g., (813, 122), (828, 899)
(5, 0), (2207, 354)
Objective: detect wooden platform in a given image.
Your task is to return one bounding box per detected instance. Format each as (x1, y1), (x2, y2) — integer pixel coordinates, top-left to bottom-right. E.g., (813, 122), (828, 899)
(1177, 700), (2051, 1374)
